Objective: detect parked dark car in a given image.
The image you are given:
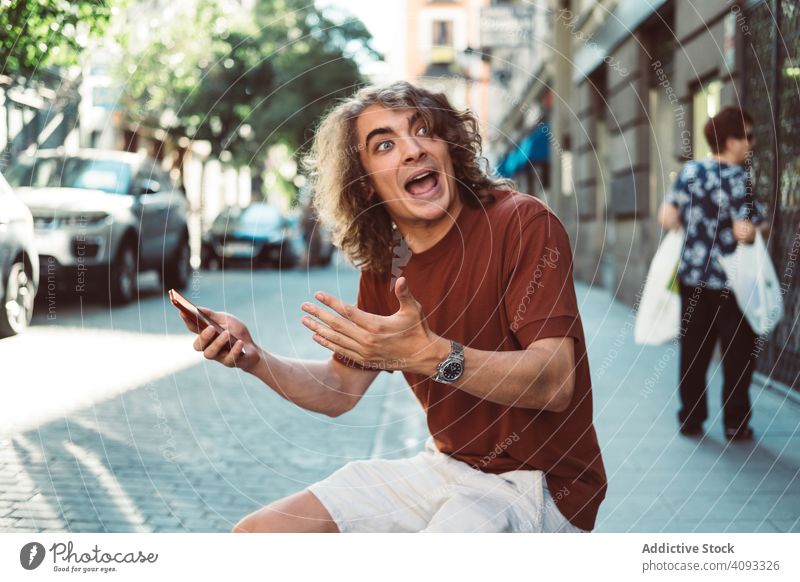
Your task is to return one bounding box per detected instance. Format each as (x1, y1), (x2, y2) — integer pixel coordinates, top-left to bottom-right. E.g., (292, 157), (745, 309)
(201, 203), (298, 270)
(299, 199), (334, 267)
(0, 171), (39, 337)
(5, 149), (191, 304)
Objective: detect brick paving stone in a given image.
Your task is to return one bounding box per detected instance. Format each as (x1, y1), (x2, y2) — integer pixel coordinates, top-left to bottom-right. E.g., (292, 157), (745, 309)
(143, 515), (182, 529)
(66, 522), (110, 533)
(768, 518), (800, 532)
(10, 507), (62, 521)
(0, 516), (21, 530)
(0, 517), (42, 530)
(0, 489), (37, 502)
(0, 501), (14, 518)
(21, 518), (67, 530)
(62, 517), (104, 529)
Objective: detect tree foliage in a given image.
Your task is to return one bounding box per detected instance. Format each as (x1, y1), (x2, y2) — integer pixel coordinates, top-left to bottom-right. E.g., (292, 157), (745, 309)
(0, 0), (114, 81)
(116, 0), (379, 166)
(114, 0), (223, 123)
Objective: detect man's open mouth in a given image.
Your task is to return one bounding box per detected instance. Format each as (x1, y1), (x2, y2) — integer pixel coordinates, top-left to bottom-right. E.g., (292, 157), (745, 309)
(404, 169), (440, 196)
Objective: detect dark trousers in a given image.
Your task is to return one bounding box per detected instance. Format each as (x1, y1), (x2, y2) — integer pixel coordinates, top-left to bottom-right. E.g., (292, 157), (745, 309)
(678, 282), (757, 430)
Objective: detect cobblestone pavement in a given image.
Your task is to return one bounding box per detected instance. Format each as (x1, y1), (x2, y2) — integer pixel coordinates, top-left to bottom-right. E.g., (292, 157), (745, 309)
(1, 259), (424, 532)
(1, 259), (797, 532)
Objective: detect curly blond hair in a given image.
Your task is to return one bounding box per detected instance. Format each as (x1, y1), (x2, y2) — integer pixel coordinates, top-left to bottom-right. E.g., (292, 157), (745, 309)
(303, 81), (513, 275)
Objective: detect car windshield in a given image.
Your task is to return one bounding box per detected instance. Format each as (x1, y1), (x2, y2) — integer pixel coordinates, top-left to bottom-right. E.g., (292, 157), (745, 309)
(5, 157), (134, 195)
(211, 208), (240, 232)
(239, 205), (281, 230)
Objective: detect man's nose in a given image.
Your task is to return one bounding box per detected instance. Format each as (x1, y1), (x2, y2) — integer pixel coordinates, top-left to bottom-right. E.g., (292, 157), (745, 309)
(400, 136), (426, 163)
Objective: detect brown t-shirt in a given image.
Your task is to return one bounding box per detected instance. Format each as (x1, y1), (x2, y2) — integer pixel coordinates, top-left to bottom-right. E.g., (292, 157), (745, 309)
(334, 189), (607, 531)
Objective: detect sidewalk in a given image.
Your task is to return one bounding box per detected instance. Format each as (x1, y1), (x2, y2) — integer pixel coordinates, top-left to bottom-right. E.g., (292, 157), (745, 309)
(369, 281), (800, 532)
(578, 282), (800, 532)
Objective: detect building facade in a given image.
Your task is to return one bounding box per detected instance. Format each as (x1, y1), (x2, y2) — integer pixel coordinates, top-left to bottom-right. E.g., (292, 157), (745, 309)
(483, 1), (554, 200)
(405, 0), (492, 136)
(485, 0), (798, 393)
(739, 0), (799, 392)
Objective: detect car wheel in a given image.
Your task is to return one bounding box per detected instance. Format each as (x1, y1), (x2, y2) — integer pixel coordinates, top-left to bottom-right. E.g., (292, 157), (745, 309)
(277, 241), (298, 270)
(109, 243), (137, 305)
(0, 260), (35, 337)
(162, 238), (191, 291)
(201, 246), (220, 271)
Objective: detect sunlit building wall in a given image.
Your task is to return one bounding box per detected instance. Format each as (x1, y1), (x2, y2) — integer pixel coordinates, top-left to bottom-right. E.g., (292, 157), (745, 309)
(404, 0), (491, 139)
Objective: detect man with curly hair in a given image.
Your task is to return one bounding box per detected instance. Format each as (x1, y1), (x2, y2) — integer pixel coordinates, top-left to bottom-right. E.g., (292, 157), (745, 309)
(181, 81), (606, 533)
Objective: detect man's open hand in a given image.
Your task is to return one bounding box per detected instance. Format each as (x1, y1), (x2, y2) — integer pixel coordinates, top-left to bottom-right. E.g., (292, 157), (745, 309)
(300, 276), (445, 373)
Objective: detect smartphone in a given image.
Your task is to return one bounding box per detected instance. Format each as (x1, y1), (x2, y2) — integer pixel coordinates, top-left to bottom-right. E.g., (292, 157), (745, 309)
(169, 288), (246, 355)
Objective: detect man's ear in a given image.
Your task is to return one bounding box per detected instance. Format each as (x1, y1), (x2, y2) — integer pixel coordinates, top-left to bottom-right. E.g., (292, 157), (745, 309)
(722, 136), (736, 155)
(361, 178), (375, 200)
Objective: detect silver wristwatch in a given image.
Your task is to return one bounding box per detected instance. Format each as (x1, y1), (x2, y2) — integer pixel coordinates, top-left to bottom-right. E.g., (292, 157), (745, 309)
(432, 340), (465, 384)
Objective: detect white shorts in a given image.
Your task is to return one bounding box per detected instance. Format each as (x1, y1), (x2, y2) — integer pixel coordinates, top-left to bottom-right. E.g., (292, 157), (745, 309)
(307, 438), (586, 533)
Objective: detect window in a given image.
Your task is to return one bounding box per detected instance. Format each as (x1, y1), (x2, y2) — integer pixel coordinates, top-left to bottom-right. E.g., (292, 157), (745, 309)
(649, 84), (682, 213)
(138, 160), (173, 193)
(433, 20), (453, 46)
(431, 20), (455, 64)
(692, 79), (722, 160)
(73, 164), (129, 193)
(240, 204), (281, 230)
(6, 157), (133, 195)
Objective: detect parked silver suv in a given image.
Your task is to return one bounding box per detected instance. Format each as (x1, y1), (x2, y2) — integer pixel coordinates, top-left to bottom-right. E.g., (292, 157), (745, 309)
(5, 149), (190, 304)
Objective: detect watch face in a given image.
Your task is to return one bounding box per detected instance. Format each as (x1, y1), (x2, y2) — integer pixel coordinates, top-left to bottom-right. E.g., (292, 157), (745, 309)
(442, 361), (463, 381)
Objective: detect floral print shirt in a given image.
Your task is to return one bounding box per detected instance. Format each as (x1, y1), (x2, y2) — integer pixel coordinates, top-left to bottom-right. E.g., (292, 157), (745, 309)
(665, 159), (764, 289)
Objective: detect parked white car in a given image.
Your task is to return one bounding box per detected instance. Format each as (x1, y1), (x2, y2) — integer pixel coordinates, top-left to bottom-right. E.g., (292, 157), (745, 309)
(0, 171), (39, 337)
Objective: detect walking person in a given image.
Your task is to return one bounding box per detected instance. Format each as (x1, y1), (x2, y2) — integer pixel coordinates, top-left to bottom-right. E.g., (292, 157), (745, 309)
(180, 81), (606, 532)
(658, 106), (767, 441)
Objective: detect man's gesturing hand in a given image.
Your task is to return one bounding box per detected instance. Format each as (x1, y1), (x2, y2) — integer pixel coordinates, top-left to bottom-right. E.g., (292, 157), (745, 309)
(300, 276), (444, 373)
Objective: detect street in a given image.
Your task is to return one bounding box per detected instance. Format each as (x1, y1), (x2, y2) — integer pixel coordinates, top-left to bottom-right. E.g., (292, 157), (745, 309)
(1, 259), (798, 533)
(1, 258), (425, 532)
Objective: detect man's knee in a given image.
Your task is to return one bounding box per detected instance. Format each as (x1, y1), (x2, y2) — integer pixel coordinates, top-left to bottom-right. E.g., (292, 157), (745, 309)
(231, 490), (339, 533)
(232, 510), (268, 533)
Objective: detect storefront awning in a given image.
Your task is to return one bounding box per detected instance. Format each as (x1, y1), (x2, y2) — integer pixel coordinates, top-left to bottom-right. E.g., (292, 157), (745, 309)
(497, 122), (550, 178)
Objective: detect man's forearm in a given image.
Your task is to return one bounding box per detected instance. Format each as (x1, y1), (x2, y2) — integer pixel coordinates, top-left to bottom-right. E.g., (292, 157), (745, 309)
(247, 349), (359, 416)
(658, 202), (681, 230)
(420, 337), (574, 412)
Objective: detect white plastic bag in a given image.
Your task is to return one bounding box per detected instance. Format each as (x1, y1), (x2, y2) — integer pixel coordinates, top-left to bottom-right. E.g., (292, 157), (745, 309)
(718, 230), (784, 336)
(635, 229), (683, 345)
